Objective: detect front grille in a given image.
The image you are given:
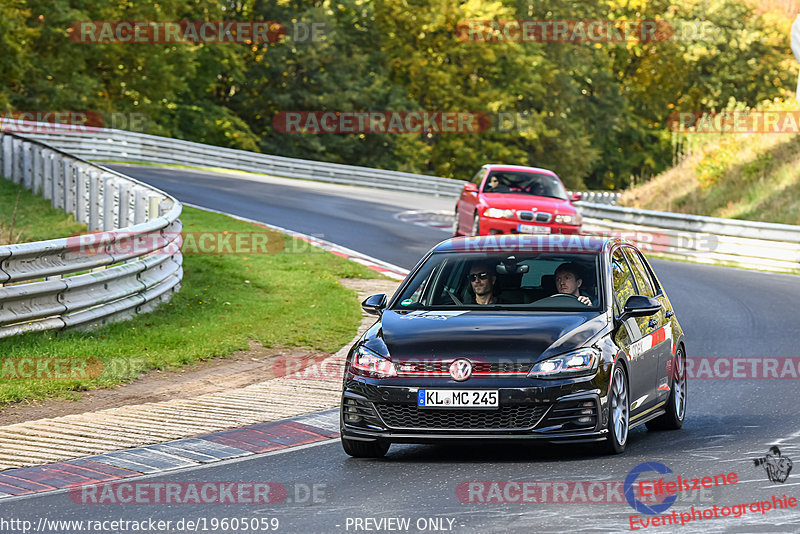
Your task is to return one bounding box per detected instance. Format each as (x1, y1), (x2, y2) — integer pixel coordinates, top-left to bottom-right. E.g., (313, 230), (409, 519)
(518, 211), (535, 222)
(517, 211), (552, 223)
(375, 403), (548, 430)
(396, 361), (531, 376)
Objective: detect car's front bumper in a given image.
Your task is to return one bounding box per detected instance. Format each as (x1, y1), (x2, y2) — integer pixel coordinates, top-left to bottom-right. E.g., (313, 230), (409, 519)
(340, 379), (609, 445)
(479, 217), (581, 236)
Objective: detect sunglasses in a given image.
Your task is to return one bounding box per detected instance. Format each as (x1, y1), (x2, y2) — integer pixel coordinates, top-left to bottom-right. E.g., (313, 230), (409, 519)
(467, 272), (490, 282)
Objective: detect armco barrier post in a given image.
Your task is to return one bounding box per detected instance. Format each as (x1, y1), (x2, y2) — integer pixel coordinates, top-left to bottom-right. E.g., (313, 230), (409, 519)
(0, 133), (5, 176)
(12, 138), (22, 184)
(52, 154), (64, 210)
(32, 144), (43, 194)
(88, 171), (100, 231)
(75, 165), (88, 224)
(103, 176), (117, 230)
(42, 149), (53, 201)
(133, 188), (147, 224)
(22, 141), (32, 189)
(63, 158), (75, 216)
(148, 195), (160, 221)
(118, 183), (130, 228)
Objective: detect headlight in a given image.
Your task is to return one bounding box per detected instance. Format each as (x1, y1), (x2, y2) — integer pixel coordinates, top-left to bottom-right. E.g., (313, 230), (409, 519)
(527, 348), (599, 378)
(555, 214), (582, 225)
(483, 208), (515, 219)
(350, 346), (397, 378)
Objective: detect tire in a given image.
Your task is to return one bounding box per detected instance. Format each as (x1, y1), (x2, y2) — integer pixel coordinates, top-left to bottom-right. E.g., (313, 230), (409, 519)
(471, 213), (481, 236)
(341, 438), (390, 458)
(604, 365), (629, 454)
(646, 346), (687, 431)
(452, 208), (462, 237)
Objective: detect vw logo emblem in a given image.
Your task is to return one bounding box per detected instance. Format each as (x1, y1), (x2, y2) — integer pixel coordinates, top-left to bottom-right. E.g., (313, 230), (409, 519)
(449, 359), (472, 381)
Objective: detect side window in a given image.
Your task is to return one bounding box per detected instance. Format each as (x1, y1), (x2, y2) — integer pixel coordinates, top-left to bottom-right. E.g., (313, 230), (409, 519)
(623, 248), (655, 298)
(611, 249), (637, 314)
(471, 170), (485, 186)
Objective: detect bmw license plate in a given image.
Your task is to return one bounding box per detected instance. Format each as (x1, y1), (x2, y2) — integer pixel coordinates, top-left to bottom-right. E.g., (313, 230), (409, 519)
(517, 224), (551, 234)
(417, 390), (499, 408)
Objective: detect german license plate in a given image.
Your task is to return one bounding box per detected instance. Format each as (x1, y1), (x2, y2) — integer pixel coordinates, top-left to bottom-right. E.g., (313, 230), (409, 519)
(417, 390), (499, 408)
(517, 224), (551, 234)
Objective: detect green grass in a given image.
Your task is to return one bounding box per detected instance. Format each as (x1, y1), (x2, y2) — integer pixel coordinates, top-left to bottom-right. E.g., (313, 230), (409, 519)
(0, 177), (87, 244)
(0, 206), (379, 406)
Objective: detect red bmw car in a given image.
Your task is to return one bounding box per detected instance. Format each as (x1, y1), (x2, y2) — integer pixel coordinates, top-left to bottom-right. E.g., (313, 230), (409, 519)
(453, 164), (583, 237)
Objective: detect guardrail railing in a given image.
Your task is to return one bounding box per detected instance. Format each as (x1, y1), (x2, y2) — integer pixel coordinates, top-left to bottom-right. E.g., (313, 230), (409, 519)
(578, 203), (800, 273)
(13, 124), (620, 204)
(0, 129), (183, 339)
(14, 121), (794, 273)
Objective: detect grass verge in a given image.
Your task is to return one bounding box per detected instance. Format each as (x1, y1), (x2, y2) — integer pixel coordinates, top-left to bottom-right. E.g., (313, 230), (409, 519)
(0, 177), (87, 244)
(0, 205), (379, 407)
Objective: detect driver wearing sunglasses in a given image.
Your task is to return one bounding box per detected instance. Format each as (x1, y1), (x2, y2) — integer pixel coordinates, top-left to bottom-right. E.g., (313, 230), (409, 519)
(467, 261), (498, 305)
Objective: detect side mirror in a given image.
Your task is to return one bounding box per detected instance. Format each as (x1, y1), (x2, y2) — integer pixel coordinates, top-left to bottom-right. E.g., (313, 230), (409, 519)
(618, 295), (661, 323)
(464, 183), (478, 193)
(362, 293), (387, 316)
(570, 192), (582, 202)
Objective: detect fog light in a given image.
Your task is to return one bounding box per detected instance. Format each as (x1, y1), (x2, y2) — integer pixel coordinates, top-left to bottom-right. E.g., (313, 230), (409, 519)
(577, 416), (594, 424)
(344, 413), (363, 423)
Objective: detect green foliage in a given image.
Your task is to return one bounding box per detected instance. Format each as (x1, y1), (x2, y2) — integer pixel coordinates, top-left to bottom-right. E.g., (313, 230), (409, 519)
(0, 0), (794, 189)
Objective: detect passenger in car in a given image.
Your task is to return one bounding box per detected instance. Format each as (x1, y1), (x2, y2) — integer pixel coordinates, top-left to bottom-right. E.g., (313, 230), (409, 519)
(554, 262), (593, 306)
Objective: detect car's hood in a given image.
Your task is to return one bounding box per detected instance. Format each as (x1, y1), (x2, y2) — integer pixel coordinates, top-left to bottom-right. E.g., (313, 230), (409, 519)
(481, 194), (576, 214)
(372, 309), (607, 364)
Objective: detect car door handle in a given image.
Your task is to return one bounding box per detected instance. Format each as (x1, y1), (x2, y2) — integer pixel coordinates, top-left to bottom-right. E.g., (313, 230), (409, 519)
(665, 310), (674, 318)
(648, 318), (658, 329)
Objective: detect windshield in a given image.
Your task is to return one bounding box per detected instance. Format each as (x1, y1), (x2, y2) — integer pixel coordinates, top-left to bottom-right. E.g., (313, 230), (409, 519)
(482, 171), (568, 200)
(393, 252), (602, 311)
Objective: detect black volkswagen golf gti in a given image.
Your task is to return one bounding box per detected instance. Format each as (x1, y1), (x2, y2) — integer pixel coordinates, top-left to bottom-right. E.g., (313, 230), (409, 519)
(340, 235), (687, 457)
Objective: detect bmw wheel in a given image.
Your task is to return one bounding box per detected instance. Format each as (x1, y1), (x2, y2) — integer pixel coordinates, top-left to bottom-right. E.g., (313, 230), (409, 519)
(472, 213), (480, 236)
(646, 346), (687, 431)
(605, 365), (629, 454)
(452, 208), (461, 237)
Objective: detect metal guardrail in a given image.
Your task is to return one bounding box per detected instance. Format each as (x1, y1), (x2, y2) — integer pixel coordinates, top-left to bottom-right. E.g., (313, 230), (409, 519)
(15, 125), (620, 204)
(578, 203), (800, 272)
(0, 130), (183, 338)
(21, 127), (466, 198)
(15, 122), (794, 273)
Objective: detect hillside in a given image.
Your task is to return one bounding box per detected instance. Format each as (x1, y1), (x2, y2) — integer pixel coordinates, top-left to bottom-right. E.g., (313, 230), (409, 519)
(619, 126), (800, 226)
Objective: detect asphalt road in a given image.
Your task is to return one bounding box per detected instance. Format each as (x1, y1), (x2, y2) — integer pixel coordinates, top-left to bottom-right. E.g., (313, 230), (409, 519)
(2, 165), (798, 533)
